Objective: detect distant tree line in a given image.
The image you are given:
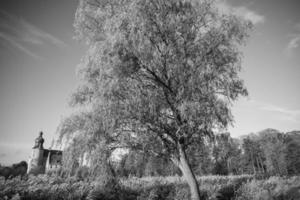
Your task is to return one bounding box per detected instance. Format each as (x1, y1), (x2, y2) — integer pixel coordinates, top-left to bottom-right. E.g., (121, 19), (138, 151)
(0, 161), (27, 180)
(113, 129), (300, 177)
(239, 129), (300, 176)
(59, 128), (300, 179)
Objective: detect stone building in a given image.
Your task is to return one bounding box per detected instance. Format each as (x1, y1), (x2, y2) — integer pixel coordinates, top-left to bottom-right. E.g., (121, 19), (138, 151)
(27, 132), (63, 175)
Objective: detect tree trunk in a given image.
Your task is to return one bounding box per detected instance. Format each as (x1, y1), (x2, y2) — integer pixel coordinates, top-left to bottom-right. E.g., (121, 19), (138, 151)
(172, 143), (201, 200)
(250, 151), (256, 174)
(258, 155), (265, 173)
(256, 157), (261, 173)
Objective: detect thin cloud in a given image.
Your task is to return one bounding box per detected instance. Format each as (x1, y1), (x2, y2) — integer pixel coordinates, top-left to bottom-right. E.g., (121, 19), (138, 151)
(216, 0), (265, 24)
(0, 10), (67, 59)
(285, 23), (300, 56)
(0, 32), (42, 59)
(20, 18), (67, 49)
(286, 35), (300, 56)
(234, 7), (265, 24)
(261, 104), (300, 123)
(261, 104), (300, 117)
(249, 100), (300, 123)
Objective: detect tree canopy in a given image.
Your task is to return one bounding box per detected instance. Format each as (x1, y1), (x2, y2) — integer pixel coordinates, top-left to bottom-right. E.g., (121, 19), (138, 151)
(59, 0), (252, 199)
(69, 0), (251, 154)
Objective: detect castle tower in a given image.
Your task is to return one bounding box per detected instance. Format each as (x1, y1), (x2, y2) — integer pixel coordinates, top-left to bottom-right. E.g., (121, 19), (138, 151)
(27, 148), (49, 174)
(27, 131), (48, 174)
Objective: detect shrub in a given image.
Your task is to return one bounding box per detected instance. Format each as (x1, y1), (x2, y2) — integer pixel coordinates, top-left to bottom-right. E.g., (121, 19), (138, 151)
(3, 174), (299, 200)
(75, 166), (90, 181)
(137, 183), (175, 200)
(87, 175), (120, 200)
(235, 176), (300, 200)
(0, 174), (91, 200)
(86, 172), (138, 200)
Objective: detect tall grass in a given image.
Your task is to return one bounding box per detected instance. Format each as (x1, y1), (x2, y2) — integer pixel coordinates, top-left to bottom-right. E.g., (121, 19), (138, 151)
(121, 174), (253, 190)
(1, 174), (299, 200)
(235, 176), (300, 200)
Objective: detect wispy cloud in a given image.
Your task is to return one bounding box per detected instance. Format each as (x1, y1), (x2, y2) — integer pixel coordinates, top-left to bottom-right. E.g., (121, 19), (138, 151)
(20, 18), (67, 48)
(261, 104), (300, 118)
(0, 10), (67, 59)
(216, 0), (265, 24)
(285, 35), (300, 56)
(0, 32), (42, 59)
(249, 99), (300, 123)
(285, 23), (300, 57)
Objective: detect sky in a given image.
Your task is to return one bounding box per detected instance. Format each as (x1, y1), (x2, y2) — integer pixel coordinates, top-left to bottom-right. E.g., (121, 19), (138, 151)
(0, 0), (299, 165)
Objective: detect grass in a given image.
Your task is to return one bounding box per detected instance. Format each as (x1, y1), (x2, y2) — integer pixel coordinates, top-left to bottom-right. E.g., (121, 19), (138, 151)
(121, 174), (253, 189)
(0, 174), (299, 200)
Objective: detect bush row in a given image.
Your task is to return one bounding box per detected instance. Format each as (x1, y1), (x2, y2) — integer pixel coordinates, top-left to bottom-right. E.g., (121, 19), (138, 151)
(1, 175), (299, 200)
(235, 176), (300, 200)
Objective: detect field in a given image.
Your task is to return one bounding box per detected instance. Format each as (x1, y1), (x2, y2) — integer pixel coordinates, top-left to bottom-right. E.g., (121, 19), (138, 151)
(1, 175), (299, 200)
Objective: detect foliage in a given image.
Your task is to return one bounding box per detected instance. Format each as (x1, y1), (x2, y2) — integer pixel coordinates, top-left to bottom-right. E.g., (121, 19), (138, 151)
(258, 129), (287, 175)
(70, 0), (251, 161)
(0, 174), (92, 200)
(86, 175), (134, 200)
(238, 129), (300, 176)
(137, 184), (176, 200)
(235, 176), (300, 200)
(58, 129), (117, 182)
(112, 129), (300, 178)
(187, 138), (214, 175)
(242, 135), (265, 174)
(285, 131), (300, 175)
(3, 174), (300, 200)
(56, 128), (300, 180)
(0, 174), (252, 200)
(115, 150), (180, 177)
(0, 161), (27, 180)
(120, 175), (253, 197)
(66, 1), (252, 198)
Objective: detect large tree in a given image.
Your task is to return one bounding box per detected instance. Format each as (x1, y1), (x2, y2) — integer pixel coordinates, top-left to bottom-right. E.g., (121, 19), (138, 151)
(68, 0), (251, 199)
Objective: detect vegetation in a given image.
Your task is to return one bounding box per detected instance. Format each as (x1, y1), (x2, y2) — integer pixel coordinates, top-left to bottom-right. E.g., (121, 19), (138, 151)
(113, 130), (300, 178)
(0, 161), (27, 180)
(2, 0), (300, 200)
(239, 129), (300, 176)
(2, 130), (300, 199)
(58, 0), (252, 199)
(235, 176), (300, 200)
(0, 174), (91, 200)
(1, 174), (300, 200)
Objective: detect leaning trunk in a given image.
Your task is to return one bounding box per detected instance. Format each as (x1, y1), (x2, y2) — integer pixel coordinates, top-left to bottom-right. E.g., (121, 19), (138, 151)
(172, 143), (201, 200)
(250, 151), (256, 174)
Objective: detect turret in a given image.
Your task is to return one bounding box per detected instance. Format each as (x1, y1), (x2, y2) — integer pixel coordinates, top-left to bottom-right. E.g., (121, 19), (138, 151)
(27, 131), (48, 174)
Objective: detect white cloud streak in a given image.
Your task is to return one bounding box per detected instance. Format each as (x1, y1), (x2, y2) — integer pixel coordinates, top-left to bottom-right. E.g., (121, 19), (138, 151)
(261, 104), (300, 117)
(0, 10), (67, 59)
(0, 32), (42, 59)
(249, 100), (300, 123)
(216, 0), (265, 24)
(284, 23), (300, 56)
(286, 35), (300, 55)
(20, 18), (67, 49)
(285, 23), (300, 56)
